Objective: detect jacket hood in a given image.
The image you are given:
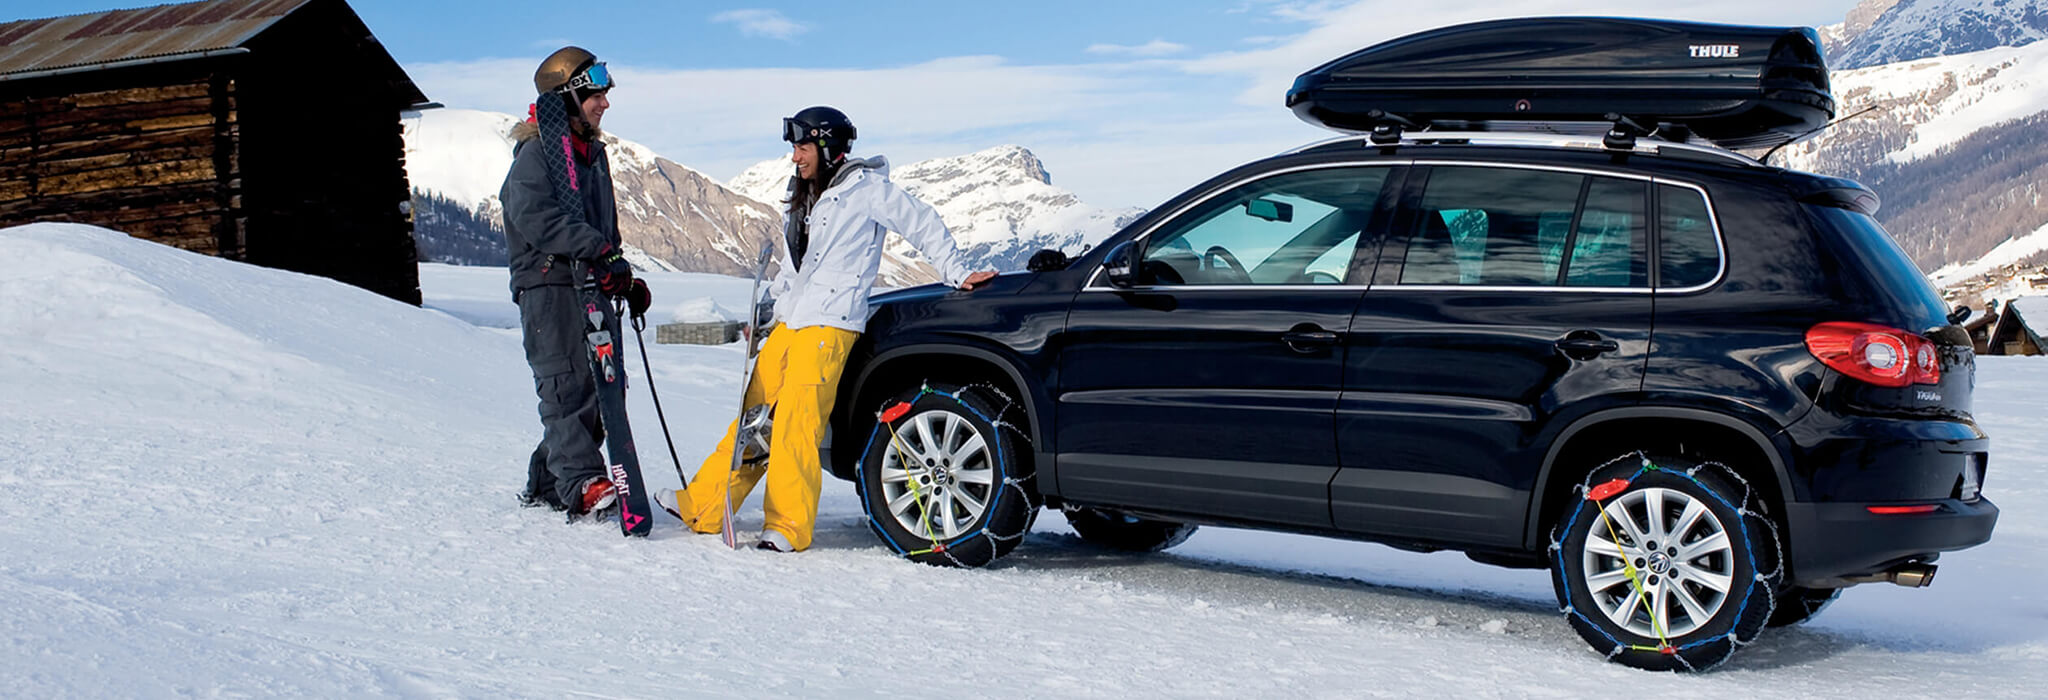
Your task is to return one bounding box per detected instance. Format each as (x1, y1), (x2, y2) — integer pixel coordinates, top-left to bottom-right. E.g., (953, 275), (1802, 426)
(828, 155), (887, 189)
(510, 120), (539, 143)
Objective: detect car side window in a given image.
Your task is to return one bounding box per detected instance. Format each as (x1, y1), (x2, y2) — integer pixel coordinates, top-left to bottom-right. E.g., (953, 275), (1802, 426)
(1566, 178), (1649, 287)
(1399, 166), (1648, 287)
(1658, 185), (1720, 288)
(1140, 167), (1390, 285)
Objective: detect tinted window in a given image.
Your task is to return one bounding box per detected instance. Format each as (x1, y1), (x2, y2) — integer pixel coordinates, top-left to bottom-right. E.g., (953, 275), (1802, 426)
(1401, 166), (1647, 287)
(1657, 185), (1721, 288)
(1143, 167), (1390, 285)
(1805, 204), (1950, 325)
(1566, 178), (1649, 287)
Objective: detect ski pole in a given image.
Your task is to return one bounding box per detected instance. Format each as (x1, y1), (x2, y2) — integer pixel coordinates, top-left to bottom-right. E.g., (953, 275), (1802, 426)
(626, 302), (689, 487)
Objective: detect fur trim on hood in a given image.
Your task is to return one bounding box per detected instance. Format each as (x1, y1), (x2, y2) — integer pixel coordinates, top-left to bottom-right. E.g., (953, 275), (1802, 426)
(510, 120), (539, 143)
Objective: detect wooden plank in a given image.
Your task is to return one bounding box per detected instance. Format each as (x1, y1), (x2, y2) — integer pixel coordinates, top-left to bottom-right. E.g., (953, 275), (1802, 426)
(33, 125), (215, 162)
(70, 83), (213, 109)
(127, 114), (216, 133)
(35, 159), (215, 198)
(0, 99), (223, 139)
(107, 198), (226, 223)
(0, 181), (222, 219)
(36, 144), (219, 178)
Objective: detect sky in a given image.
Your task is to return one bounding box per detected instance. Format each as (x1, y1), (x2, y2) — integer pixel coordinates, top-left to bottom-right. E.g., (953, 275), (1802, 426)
(15, 0), (1866, 209)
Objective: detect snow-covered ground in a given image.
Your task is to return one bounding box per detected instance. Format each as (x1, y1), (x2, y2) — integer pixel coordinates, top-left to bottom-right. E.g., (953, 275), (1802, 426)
(4, 223), (2045, 696)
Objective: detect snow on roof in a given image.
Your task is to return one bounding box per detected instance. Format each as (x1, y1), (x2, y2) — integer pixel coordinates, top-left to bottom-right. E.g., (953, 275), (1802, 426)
(2010, 295), (2048, 335)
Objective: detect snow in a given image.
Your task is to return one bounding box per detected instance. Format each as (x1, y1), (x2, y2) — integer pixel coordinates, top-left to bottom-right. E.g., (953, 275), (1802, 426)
(1850, 42), (2048, 164)
(7, 221), (2048, 695)
(2011, 296), (2048, 336)
(403, 108), (717, 216)
(1929, 220), (2048, 287)
(401, 109), (522, 213)
(727, 157), (794, 207)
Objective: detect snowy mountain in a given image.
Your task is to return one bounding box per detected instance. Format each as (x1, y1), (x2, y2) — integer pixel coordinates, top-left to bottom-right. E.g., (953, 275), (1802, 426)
(8, 220), (2048, 694)
(1829, 0), (2048, 69)
(402, 109), (780, 278)
(1780, 0), (2048, 283)
(406, 112), (1135, 287)
(730, 146), (1144, 282)
(1776, 40), (2048, 279)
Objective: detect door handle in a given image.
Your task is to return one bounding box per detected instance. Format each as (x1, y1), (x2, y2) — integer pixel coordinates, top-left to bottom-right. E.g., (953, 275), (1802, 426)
(1282, 329), (1339, 353)
(1555, 333), (1619, 360)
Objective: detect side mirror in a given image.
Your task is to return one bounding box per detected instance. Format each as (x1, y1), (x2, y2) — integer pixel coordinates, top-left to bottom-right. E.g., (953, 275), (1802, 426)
(1027, 248), (1070, 272)
(1102, 241), (1140, 288)
(1947, 304), (1971, 326)
(1245, 197), (1293, 223)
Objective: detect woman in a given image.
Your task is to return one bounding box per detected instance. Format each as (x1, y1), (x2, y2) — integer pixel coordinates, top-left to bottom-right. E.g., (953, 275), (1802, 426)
(680, 106), (996, 552)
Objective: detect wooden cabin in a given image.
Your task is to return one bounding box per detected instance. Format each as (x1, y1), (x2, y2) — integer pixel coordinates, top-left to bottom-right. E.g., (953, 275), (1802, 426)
(0, 0), (434, 304)
(1988, 297), (2045, 356)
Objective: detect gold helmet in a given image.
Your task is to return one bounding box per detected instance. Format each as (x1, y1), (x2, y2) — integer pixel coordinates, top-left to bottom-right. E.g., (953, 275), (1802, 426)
(533, 46), (612, 96)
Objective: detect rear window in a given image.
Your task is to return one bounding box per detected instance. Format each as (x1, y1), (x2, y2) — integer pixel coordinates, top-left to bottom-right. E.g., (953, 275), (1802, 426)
(1657, 185), (1721, 289)
(1804, 204), (1950, 325)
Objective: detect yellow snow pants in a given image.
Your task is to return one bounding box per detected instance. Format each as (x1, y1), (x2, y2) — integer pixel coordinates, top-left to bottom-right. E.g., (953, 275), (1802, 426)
(681, 323), (859, 550)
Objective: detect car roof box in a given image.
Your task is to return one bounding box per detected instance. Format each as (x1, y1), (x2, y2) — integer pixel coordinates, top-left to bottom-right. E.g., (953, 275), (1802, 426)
(1286, 17), (1834, 150)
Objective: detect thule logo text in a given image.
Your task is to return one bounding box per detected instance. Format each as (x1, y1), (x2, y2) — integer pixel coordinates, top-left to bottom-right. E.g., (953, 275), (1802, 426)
(1690, 44), (1741, 58)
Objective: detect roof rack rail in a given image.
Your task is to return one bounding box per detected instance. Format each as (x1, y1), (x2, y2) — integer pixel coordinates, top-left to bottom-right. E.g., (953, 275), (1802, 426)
(1280, 130), (1763, 167)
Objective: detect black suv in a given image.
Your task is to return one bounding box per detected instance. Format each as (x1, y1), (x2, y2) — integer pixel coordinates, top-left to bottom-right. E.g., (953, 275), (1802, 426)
(819, 18), (1998, 671)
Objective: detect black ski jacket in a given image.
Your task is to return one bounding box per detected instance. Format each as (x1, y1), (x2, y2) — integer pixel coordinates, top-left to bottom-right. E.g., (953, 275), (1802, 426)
(499, 125), (621, 299)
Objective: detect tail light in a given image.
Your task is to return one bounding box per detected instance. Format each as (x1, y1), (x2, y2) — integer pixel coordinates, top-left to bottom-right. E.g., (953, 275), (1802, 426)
(1805, 322), (1941, 387)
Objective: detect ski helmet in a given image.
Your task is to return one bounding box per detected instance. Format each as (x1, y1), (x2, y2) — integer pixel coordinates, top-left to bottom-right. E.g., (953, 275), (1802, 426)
(782, 106), (856, 163)
(533, 46), (614, 102)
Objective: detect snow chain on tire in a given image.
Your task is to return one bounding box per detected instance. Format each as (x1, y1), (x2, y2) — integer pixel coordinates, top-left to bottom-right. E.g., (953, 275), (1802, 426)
(857, 380), (1040, 568)
(1548, 451), (1785, 672)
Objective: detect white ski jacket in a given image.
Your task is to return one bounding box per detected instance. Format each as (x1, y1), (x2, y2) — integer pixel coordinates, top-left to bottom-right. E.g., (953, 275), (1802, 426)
(766, 156), (973, 333)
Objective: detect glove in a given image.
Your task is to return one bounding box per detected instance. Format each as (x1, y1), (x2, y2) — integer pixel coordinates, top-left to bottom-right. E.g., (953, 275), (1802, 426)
(593, 250), (633, 296)
(625, 279), (651, 320)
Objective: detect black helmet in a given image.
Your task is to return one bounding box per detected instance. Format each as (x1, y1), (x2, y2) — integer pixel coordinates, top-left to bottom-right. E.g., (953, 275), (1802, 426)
(782, 106), (856, 162)
(534, 46), (614, 101)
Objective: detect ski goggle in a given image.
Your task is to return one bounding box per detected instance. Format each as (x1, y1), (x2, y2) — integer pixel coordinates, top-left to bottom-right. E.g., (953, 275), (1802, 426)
(561, 62), (613, 94)
(782, 117), (852, 144)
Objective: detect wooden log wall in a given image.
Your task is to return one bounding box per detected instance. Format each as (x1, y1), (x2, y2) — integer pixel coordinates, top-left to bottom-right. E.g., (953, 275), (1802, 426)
(0, 78), (240, 255)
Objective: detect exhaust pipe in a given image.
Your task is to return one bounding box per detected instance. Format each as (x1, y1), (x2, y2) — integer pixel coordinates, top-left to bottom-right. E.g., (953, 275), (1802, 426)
(1843, 563), (1938, 588)
(1889, 563), (1937, 588)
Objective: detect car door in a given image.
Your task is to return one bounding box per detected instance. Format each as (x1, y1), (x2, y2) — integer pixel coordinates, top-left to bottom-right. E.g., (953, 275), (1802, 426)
(1333, 162), (1654, 546)
(1056, 163), (1403, 527)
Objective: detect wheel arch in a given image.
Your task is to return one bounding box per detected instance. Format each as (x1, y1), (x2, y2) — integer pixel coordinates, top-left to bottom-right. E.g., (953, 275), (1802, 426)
(835, 344), (1049, 485)
(1524, 406), (1794, 551)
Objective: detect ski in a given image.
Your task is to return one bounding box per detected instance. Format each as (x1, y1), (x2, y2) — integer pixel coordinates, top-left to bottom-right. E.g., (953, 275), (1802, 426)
(581, 282), (652, 537)
(721, 238), (778, 549)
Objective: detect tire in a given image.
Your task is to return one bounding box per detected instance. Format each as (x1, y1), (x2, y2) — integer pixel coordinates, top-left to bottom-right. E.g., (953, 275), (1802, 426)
(1550, 452), (1783, 672)
(1064, 507), (1198, 553)
(1766, 586), (1841, 627)
(855, 382), (1040, 568)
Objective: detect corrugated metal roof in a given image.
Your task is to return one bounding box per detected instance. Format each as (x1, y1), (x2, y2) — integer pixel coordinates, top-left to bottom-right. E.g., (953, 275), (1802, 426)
(0, 0), (311, 79)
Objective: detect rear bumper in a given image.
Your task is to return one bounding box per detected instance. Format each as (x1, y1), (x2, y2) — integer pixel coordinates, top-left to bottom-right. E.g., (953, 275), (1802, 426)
(1783, 497), (1998, 587)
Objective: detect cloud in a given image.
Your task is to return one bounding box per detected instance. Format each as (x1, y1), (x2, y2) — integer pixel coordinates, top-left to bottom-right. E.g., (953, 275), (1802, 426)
(710, 9), (809, 40)
(404, 1), (1864, 209)
(1187, 0), (1862, 107)
(1084, 39), (1189, 57)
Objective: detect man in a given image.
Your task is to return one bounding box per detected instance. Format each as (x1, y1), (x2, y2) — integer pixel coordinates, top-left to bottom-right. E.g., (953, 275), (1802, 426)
(501, 46), (652, 518)
(679, 106), (996, 552)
